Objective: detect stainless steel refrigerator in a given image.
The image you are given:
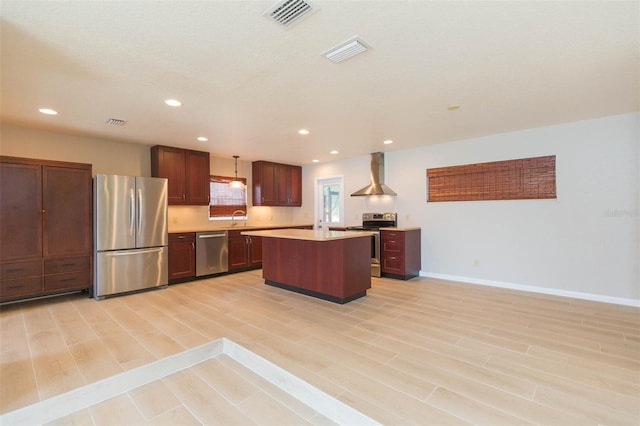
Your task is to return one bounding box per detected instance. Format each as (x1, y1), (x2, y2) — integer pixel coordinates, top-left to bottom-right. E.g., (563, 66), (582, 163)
(94, 174), (168, 299)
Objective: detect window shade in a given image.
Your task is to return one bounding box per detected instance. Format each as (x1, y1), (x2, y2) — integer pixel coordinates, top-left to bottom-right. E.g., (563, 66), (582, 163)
(209, 175), (247, 217)
(426, 155), (556, 202)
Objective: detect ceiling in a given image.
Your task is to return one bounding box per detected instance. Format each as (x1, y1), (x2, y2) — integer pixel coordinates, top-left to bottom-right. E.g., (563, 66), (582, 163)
(1, 1), (638, 165)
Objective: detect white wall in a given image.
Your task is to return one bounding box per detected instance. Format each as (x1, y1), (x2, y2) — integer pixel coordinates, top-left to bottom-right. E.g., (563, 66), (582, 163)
(295, 113), (640, 303)
(0, 124), (151, 176)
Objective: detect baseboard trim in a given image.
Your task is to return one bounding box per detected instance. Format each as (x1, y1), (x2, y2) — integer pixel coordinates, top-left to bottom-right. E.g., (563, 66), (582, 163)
(420, 271), (640, 308)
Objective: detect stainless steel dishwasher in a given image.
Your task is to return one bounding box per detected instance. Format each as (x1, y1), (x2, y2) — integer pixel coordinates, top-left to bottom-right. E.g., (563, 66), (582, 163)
(196, 231), (228, 276)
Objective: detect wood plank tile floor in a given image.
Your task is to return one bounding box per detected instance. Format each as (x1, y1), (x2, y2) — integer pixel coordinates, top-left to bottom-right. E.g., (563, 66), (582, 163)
(1, 271), (639, 424)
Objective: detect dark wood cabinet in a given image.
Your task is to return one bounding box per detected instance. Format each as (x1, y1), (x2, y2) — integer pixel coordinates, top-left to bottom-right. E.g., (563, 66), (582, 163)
(228, 230), (262, 271)
(252, 161), (302, 207)
(0, 156), (92, 302)
(151, 145), (210, 205)
(380, 229), (421, 280)
(168, 233), (196, 282)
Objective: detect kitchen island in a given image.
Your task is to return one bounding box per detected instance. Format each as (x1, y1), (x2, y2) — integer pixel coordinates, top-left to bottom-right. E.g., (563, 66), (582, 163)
(241, 229), (372, 304)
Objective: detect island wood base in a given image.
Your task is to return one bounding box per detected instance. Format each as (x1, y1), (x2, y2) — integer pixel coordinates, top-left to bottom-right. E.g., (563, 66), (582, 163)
(260, 235), (371, 304)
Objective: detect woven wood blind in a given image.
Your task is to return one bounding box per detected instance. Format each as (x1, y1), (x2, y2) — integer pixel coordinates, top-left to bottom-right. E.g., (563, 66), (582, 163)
(209, 175), (247, 217)
(427, 155), (556, 202)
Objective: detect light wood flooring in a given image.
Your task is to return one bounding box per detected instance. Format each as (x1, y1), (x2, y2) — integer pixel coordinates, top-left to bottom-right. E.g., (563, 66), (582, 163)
(1, 271), (639, 425)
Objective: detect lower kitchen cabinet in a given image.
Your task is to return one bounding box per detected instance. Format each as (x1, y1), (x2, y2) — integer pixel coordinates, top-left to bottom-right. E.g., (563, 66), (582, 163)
(380, 228), (421, 280)
(168, 233), (196, 282)
(228, 230), (262, 271)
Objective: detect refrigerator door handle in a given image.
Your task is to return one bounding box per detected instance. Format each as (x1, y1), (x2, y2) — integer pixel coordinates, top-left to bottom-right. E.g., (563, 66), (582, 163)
(129, 188), (135, 236)
(106, 248), (163, 257)
(137, 188), (143, 235)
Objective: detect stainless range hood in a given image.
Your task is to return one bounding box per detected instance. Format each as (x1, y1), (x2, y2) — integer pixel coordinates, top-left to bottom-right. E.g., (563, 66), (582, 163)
(351, 152), (397, 196)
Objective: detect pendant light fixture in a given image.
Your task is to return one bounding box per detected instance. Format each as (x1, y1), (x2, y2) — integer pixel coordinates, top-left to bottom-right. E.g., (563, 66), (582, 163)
(229, 155), (246, 189)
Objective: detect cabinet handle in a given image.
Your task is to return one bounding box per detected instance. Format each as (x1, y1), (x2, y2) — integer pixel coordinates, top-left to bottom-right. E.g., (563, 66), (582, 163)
(6, 268), (25, 273)
(7, 285), (24, 290)
(177, 235), (186, 239)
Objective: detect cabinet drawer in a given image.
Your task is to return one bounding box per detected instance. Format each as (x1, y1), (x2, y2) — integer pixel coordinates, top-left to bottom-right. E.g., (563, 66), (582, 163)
(44, 271), (91, 291)
(44, 256), (90, 274)
(382, 240), (403, 253)
(0, 260), (42, 280)
(169, 232), (195, 243)
(382, 255), (404, 273)
(381, 231), (404, 242)
(1, 277), (42, 298)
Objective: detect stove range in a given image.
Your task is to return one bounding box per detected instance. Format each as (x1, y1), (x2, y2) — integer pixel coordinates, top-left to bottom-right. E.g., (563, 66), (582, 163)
(347, 212), (397, 277)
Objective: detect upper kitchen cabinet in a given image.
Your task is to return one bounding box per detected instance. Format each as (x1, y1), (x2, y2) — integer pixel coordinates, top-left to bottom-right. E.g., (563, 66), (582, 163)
(252, 161), (302, 207)
(0, 156), (92, 301)
(151, 145), (210, 205)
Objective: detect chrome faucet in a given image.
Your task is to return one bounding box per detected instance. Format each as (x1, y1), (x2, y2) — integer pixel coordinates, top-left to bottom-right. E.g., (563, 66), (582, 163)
(231, 210), (246, 226)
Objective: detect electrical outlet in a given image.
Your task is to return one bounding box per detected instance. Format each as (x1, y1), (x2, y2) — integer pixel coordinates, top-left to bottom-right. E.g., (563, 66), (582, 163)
(171, 216), (178, 224)
(406, 214), (410, 221)
(473, 259), (479, 267)
(255, 215), (261, 221)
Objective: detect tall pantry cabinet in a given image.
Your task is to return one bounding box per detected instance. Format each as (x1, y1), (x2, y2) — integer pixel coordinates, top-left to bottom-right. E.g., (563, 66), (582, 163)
(0, 156), (92, 301)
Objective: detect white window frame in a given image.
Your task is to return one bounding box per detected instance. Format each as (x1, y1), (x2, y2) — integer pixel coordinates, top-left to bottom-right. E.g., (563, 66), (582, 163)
(314, 175), (344, 227)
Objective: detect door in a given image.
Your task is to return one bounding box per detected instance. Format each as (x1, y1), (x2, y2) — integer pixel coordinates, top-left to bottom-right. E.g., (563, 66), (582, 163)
(315, 176), (344, 227)
(43, 166), (92, 257)
(95, 174), (136, 251)
(136, 177), (168, 248)
(95, 247), (168, 298)
(0, 162), (42, 261)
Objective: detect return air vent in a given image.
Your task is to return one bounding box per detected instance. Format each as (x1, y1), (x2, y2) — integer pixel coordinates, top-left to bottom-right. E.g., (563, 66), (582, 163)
(266, 0), (316, 27)
(323, 37), (369, 63)
(105, 118), (127, 126)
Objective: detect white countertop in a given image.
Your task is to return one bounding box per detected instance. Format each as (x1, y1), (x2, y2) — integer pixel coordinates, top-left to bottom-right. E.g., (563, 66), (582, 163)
(242, 228), (374, 241)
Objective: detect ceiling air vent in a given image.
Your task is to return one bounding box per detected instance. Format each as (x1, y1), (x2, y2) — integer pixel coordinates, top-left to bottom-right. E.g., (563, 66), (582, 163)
(266, 0), (316, 27)
(323, 37), (369, 63)
(105, 118), (127, 126)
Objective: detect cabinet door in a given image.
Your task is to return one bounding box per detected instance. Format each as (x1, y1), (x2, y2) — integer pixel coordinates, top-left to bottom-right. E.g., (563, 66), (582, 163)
(276, 163), (290, 206)
(252, 161), (278, 206)
(289, 165), (302, 206)
(168, 234), (195, 280)
(185, 150), (210, 205)
(248, 235), (262, 267)
(228, 235), (249, 270)
(42, 166), (92, 258)
(152, 146), (186, 204)
(0, 162), (42, 261)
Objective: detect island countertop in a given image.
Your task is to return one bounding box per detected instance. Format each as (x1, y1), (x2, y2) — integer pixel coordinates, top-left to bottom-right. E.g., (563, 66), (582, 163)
(241, 228), (374, 241)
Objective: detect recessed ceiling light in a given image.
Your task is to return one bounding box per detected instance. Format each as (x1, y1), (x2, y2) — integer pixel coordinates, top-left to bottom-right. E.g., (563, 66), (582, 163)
(383, 139), (393, 145)
(330, 150), (339, 155)
(197, 136), (208, 142)
(39, 108), (58, 115)
(165, 99), (182, 107)
(298, 129), (310, 135)
(312, 159), (319, 163)
(447, 104), (460, 111)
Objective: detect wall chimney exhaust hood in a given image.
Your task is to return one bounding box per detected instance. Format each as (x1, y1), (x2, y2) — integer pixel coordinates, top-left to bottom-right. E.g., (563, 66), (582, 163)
(351, 152), (397, 196)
